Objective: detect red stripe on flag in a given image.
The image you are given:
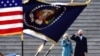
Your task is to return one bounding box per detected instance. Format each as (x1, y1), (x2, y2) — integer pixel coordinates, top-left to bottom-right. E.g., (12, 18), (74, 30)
(0, 11), (22, 16)
(0, 28), (23, 34)
(0, 19), (23, 25)
(0, 7), (23, 36)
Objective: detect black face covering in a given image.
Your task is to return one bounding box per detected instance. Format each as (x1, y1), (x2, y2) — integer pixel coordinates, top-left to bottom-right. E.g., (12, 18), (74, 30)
(79, 34), (82, 36)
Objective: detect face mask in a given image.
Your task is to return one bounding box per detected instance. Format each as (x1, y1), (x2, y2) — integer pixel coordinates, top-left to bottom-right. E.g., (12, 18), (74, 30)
(79, 34), (82, 36)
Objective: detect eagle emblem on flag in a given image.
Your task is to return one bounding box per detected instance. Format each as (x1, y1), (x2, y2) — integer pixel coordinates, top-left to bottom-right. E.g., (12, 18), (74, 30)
(24, 4), (66, 30)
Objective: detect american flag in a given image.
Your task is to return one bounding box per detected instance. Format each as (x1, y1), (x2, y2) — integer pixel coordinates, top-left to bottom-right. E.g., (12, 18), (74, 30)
(0, 0), (23, 36)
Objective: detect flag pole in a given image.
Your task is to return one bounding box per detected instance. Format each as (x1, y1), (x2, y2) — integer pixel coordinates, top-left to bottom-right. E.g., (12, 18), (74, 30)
(44, 44), (55, 56)
(35, 41), (47, 56)
(21, 34), (24, 56)
(71, 0), (74, 3)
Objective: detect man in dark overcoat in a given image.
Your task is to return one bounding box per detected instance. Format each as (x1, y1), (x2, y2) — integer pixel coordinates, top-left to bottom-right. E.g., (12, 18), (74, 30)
(71, 29), (88, 56)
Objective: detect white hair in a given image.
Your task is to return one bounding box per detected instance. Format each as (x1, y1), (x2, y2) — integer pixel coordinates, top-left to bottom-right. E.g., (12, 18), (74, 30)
(63, 33), (69, 39)
(78, 29), (83, 34)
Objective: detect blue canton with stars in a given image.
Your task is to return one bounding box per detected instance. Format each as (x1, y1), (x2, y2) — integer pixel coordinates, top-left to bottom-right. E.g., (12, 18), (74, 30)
(0, 0), (22, 8)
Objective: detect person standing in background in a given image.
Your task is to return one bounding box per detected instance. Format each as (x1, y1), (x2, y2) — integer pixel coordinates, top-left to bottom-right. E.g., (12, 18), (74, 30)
(71, 29), (88, 56)
(61, 33), (73, 56)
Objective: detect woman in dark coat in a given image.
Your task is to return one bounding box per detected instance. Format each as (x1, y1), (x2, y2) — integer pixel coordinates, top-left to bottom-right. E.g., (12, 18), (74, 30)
(61, 33), (73, 56)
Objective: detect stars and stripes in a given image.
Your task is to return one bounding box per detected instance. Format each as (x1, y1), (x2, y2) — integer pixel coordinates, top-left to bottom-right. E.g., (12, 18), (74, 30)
(0, 0), (23, 36)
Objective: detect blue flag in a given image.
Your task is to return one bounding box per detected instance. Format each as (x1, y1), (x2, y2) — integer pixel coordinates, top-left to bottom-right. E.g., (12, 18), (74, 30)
(23, 0), (87, 42)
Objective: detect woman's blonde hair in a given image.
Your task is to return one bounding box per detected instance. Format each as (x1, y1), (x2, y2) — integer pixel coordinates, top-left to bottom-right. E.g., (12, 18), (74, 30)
(63, 33), (69, 39)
